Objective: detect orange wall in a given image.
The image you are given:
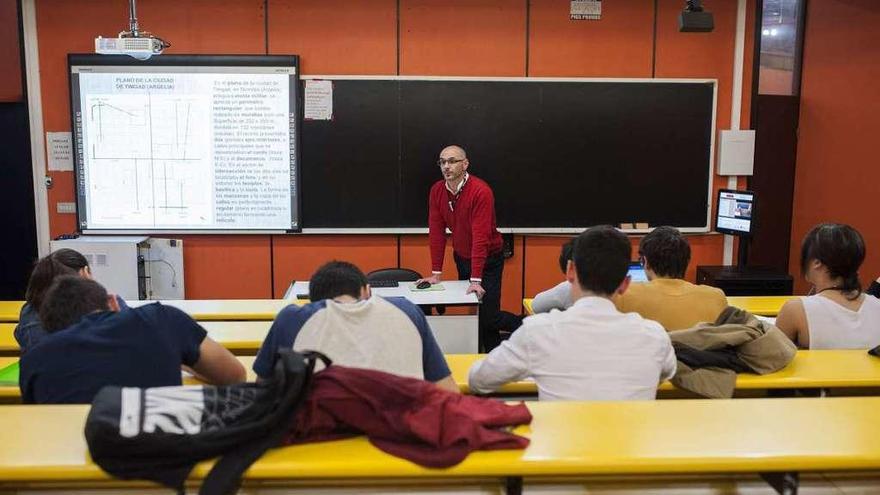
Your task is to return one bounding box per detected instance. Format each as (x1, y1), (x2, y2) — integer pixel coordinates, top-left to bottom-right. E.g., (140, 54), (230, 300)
(789, 0), (880, 294)
(34, 0), (755, 306)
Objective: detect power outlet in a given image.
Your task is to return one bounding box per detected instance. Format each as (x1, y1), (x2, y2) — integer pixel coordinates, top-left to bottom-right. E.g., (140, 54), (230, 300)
(56, 202), (76, 214)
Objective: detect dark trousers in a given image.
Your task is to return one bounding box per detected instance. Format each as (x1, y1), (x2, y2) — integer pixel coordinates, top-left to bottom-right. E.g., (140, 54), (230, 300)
(454, 252), (523, 352)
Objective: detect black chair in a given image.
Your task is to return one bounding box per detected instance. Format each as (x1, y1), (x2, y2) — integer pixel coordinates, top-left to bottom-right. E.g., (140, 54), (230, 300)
(366, 268), (444, 316)
(366, 268), (422, 283)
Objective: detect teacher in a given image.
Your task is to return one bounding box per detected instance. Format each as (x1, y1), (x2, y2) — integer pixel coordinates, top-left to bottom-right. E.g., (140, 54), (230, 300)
(417, 145), (521, 351)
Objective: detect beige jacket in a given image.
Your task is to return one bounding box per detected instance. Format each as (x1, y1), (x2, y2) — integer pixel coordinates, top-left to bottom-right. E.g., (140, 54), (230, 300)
(668, 307), (797, 398)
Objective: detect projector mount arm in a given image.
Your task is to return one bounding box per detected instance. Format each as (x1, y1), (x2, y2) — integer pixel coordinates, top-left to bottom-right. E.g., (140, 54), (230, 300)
(684, 0), (705, 12)
(118, 0), (171, 50)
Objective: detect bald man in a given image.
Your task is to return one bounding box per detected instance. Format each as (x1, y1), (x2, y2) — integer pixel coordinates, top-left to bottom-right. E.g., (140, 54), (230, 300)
(417, 145), (522, 351)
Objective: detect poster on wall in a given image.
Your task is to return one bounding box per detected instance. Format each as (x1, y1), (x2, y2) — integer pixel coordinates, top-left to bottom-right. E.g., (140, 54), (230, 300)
(570, 0), (601, 20)
(47, 131), (74, 171)
(304, 79), (333, 121)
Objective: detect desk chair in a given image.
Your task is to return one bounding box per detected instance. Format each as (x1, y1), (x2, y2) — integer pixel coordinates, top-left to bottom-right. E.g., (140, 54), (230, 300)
(366, 268), (445, 316)
(367, 268), (421, 283)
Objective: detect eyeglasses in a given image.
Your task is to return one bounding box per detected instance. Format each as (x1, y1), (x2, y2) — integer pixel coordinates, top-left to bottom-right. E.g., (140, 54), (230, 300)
(437, 158), (465, 167)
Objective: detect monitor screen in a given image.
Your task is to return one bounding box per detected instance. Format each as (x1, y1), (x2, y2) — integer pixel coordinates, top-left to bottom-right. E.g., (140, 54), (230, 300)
(628, 262), (649, 283)
(715, 189), (755, 236)
(69, 54), (300, 233)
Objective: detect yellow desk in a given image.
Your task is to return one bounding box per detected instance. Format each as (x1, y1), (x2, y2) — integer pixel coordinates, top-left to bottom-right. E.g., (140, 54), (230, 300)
(0, 299), (301, 324)
(201, 321), (271, 354)
(5, 355), (471, 402)
(1, 356), (260, 403)
(447, 354), (536, 394)
(523, 295), (794, 316)
(0, 321), (274, 356)
(0, 301), (24, 322)
(2, 397), (880, 490)
(186, 355), (257, 384)
(128, 299), (300, 321)
(5, 351), (880, 402)
(0, 323), (16, 355)
(727, 295), (794, 316)
(450, 351), (880, 395)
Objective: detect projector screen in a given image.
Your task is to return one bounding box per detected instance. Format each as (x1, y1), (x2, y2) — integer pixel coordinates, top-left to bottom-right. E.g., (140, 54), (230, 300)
(69, 55), (300, 233)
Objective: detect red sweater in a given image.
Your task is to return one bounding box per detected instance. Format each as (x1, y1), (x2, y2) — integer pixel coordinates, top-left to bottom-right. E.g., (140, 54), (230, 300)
(286, 365), (532, 468)
(428, 175), (503, 280)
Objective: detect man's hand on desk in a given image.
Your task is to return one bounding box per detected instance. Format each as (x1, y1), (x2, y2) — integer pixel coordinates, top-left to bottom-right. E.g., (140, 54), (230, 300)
(417, 274), (442, 285)
(467, 282), (486, 299)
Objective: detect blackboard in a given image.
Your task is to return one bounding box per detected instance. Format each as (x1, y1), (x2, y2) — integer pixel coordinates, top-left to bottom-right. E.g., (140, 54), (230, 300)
(300, 77), (716, 232)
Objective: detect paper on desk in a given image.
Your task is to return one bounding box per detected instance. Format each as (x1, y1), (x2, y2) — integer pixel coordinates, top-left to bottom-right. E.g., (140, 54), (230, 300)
(304, 80), (333, 120)
(47, 131), (73, 171)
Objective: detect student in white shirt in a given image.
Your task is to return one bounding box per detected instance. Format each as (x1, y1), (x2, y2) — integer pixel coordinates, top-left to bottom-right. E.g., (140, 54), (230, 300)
(777, 223), (880, 349)
(531, 239), (574, 313)
(468, 226), (676, 401)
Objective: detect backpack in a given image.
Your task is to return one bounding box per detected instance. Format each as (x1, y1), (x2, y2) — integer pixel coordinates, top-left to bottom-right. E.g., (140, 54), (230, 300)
(84, 349), (329, 495)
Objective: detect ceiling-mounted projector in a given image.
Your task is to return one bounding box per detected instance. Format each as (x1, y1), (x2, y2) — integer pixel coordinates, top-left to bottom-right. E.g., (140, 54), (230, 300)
(95, 0), (170, 60)
(679, 0), (714, 33)
(95, 36), (167, 60)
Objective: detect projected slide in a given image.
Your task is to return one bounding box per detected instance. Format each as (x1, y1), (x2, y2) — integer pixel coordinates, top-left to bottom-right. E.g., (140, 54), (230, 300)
(70, 57), (299, 231)
(85, 93), (212, 226)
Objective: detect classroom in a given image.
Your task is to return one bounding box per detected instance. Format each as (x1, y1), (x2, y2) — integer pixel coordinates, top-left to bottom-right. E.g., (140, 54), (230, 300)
(1, 0), (879, 493)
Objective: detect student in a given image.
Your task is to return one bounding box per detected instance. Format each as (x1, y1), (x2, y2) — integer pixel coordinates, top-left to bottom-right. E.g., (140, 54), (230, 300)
(254, 261), (457, 392)
(615, 226), (727, 330)
(19, 276), (245, 404)
(531, 240), (574, 313)
(15, 249), (128, 354)
(468, 226), (676, 401)
(776, 223), (880, 349)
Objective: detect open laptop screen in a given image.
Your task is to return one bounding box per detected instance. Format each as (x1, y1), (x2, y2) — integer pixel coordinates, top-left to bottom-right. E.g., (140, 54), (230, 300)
(628, 262), (649, 283)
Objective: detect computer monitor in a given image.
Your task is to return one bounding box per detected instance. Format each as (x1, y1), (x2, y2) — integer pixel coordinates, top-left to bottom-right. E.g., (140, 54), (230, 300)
(628, 262), (649, 283)
(715, 189), (755, 236)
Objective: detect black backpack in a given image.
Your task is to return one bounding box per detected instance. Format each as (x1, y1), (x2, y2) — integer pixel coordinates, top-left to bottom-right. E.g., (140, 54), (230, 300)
(84, 349), (329, 495)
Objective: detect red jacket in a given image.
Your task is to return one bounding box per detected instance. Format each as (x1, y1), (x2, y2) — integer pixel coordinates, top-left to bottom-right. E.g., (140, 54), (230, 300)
(428, 175), (503, 279)
(286, 366), (531, 468)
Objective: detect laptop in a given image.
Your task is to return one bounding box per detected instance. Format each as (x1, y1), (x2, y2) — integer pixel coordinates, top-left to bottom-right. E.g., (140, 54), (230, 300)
(628, 262), (648, 283)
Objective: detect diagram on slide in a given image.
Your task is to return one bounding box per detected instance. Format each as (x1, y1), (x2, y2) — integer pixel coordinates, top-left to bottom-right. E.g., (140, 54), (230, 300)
(84, 93), (213, 227)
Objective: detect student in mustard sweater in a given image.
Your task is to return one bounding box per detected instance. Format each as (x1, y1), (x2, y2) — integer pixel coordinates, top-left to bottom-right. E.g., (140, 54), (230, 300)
(614, 226), (727, 331)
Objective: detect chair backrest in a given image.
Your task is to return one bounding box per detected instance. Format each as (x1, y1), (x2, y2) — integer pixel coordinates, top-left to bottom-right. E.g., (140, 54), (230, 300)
(367, 268), (422, 283)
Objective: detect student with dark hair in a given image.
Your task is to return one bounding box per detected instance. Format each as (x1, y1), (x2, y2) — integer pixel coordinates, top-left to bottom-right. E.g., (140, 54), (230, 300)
(15, 248), (128, 353)
(614, 226), (727, 330)
(777, 223), (880, 349)
(254, 261), (457, 392)
(531, 239), (575, 313)
(308, 260), (369, 302)
(468, 226), (675, 401)
(19, 276), (245, 404)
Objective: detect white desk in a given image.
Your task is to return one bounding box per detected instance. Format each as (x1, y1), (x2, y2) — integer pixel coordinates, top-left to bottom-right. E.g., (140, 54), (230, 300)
(286, 280), (480, 353)
(286, 280), (479, 305)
